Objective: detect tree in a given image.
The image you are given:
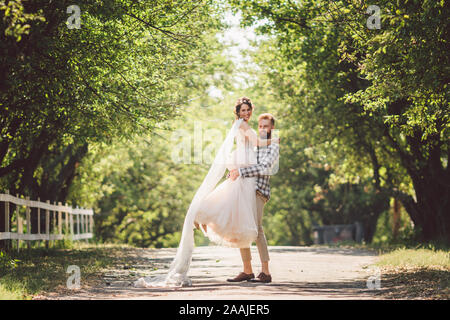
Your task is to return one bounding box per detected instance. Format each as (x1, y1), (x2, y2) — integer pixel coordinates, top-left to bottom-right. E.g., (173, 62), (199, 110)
(69, 91), (243, 247)
(0, 0), (226, 249)
(230, 0), (449, 243)
(0, 0), (224, 199)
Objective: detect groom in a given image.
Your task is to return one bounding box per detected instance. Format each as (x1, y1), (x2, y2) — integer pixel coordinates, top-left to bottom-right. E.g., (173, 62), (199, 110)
(227, 113), (279, 284)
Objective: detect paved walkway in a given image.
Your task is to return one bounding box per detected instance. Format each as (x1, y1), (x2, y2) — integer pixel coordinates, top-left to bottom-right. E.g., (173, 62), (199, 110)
(44, 246), (382, 300)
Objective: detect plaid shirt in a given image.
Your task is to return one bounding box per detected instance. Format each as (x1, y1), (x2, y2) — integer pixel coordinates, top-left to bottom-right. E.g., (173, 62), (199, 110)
(238, 143), (279, 202)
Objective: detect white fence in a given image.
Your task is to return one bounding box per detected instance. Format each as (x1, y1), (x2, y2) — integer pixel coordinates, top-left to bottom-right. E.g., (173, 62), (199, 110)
(0, 190), (94, 247)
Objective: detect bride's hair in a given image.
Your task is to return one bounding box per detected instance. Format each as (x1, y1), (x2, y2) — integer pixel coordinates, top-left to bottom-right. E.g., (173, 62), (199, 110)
(234, 97), (253, 119)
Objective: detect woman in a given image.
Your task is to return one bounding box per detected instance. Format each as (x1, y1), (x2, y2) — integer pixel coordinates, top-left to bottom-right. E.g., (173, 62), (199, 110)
(134, 97), (276, 287)
(194, 98), (275, 248)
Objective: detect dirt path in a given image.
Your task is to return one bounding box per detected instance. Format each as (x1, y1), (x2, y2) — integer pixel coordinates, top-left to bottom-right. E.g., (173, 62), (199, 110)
(42, 245), (383, 300)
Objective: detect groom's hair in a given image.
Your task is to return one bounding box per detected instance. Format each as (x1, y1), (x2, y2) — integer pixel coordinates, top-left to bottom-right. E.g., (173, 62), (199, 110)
(258, 113), (275, 126)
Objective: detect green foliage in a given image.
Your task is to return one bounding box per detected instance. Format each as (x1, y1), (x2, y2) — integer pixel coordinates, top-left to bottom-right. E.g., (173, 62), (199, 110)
(70, 91), (240, 247)
(230, 0), (449, 243)
(0, 0), (226, 204)
(0, 283), (25, 300)
(2, 1), (448, 249)
(264, 134), (391, 245)
(0, 0), (45, 41)
(0, 250), (20, 270)
(372, 201), (417, 246)
(227, 49), (391, 245)
(376, 247), (450, 269)
(0, 243), (133, 299)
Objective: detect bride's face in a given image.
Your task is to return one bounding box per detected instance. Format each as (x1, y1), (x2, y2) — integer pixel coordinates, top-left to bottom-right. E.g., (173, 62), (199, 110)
(238, 104), (252, 122)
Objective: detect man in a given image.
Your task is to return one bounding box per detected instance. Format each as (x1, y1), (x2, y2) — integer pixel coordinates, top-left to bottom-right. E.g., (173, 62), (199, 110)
(227, 113), (279, 284)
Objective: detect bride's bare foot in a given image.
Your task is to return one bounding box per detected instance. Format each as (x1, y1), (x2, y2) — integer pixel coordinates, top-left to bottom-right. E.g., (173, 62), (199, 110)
(202, 224), (207, 232)
(194, 222), (200, 230)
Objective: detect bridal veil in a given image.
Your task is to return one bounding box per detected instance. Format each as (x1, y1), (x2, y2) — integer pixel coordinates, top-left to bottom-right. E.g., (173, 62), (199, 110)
(134, 118), (244, 287)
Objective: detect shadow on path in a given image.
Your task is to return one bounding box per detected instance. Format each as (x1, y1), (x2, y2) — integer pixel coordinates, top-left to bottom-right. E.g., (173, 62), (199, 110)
(66, 277), (378, 300)
(41, 246), (381, 300)
(270, 246), (377, 257)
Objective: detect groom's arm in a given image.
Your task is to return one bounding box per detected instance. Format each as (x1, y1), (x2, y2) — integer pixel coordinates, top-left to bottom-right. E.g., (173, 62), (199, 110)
(238, 143), (280, 178)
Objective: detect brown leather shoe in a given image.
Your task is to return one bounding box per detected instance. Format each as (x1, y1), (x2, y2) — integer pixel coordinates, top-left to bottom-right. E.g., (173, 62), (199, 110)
(248, 272), (272, 283)
(227, 272), (255, 282)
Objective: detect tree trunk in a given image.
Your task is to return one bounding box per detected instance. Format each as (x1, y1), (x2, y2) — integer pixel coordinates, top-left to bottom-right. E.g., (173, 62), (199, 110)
(397, 176), (450, 244)
(384, 124), (449, 244)
(362, 193), (390, 243)
(392, 198), (401, 241)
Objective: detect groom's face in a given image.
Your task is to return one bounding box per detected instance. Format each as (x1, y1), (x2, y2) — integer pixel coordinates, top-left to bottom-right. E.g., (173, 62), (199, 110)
(258, 119), (273, 139)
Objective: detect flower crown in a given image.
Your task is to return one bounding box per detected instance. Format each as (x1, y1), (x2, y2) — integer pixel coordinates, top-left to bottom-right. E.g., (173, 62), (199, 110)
(236, 97), (253, 108)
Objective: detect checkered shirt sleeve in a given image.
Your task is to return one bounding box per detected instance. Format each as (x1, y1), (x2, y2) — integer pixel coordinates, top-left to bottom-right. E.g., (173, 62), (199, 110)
(239, 143), (279, 178)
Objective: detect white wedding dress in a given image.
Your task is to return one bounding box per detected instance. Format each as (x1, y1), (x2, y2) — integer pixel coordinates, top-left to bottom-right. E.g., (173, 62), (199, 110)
(134, 118), (258, 288)
(195, 125), (258, 248)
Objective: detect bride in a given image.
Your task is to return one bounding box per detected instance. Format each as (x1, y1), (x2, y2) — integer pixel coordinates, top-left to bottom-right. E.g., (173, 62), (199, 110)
(134, 97), (276, 287)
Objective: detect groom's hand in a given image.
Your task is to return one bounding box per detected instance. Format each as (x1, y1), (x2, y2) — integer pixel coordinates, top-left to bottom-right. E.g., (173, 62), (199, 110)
(230, 169), (239, 181)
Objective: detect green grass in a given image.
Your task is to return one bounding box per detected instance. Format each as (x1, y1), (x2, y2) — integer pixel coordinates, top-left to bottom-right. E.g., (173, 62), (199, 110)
(314, 239), (449, 254)
(313, 240), (449, 299)
(0, 283), (26, 300)
(1, 240), (448, 300)
(376, 248), (450, 269)
(0, 242), (135, 300)
(372, 246), (449, 299)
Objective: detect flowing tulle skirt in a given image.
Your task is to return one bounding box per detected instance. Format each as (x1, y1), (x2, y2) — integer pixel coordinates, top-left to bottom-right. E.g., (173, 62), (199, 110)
(195, 175), (258, 248)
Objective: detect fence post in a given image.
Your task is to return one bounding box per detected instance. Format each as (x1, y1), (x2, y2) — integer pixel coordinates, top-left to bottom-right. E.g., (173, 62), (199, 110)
(16, 193), (21, 252)
(0, 193), (94, 249)
(84, 213), (89, 244)
(37, 197), (40, 248)
(45, 200), (50, 249)
(53, 201), (57, 246)
(65, 203), (69, 238)
(26, 196), (30, 250)
(4, 190), (10, 250)
(76, 207), (80, 239)
(84, 214), (88, 243)
(70, 209), (74, 239)
(85, 215), (89, 243)
(80, 212), (83, 235)
(37, 197), (41, 235)
(58, 202), (62, 242)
